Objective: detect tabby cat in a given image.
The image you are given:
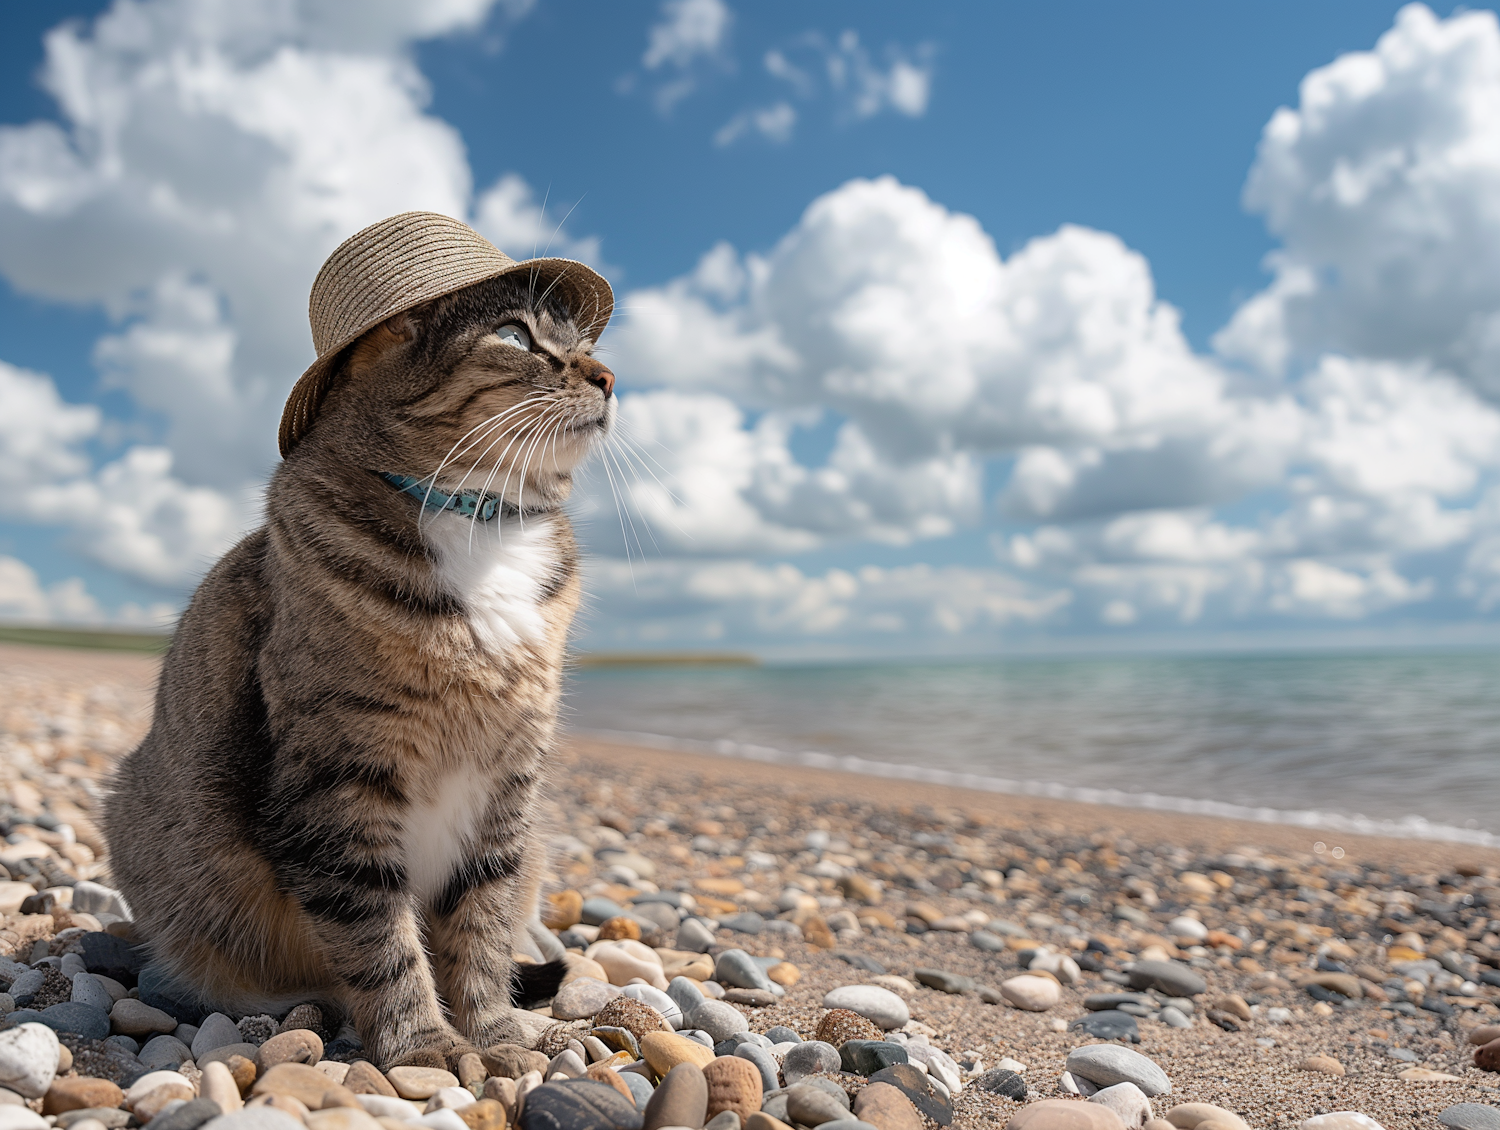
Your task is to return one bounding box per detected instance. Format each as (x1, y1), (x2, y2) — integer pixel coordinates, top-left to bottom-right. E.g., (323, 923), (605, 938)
(103, 254), (614, 1068)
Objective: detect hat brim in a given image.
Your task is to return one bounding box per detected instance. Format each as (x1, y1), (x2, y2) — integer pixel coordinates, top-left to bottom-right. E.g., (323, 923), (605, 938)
(278, 256), (613, 458)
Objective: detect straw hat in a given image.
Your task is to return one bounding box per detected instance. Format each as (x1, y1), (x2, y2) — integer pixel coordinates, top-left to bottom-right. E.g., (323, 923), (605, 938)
(279, 211), (613, 457)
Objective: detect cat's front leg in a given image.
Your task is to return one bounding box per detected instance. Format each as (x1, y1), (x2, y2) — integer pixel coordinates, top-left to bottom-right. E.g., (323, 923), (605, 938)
(270, 806), (472, 1068)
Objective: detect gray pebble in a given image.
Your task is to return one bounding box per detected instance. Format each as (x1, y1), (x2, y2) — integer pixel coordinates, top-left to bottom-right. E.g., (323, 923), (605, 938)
(714, 950), (780, 995)
(764, 1026), (800, 1045)
(5, 972), (43, 1008)
(811, 1122), (879, 1130)
(139, 1034), (192, 1069)
(969, 931), (1007, 953)
(193, 1109), (303, 1130)
(762, 1093), (791, 1122)
(781, 1040), (841, 1084)
(914, 968), (973, 995)
(149, 1098), (222, 1130)
(1126, 960), (1205, 997)
(620, 1071), (654, 1109)
(705, 1112), (740, 1130)
(580, 897), (627, 926)
(38, 1003), (110, 1041)
(687, 999), (748, 1043)
(0, 1022), (59, 1098)
(551, 977), (621, 1021)
(787, 1082), (851, 1127)
(105, 1035), (139, 1055)
(1439, 1105), (1500, 1130)
(59, 955), (86, 980)
(1159, 1006), (1192, 1029)
(678, 1029), (715, 1048)
(192, 1013), (242, 1059)
(1066, 1045), (1171, 1097)
(666, 976), (705, 1021)
(676, 918), (716, 953)
(621, 984), (682, 1028)
(734, 1044), (779, 1091)
(718, 913), (764, 935)
(69, 975), (112, 1014)
(820, 985), (908, 1030)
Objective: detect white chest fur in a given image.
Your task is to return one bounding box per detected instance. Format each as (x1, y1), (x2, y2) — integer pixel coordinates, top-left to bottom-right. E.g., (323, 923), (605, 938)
(423, 510), (558, 653)
(402, 766), (491, 902)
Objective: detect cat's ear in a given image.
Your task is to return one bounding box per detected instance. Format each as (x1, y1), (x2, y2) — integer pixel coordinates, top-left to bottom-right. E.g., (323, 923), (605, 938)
(347, 312), (418, 376)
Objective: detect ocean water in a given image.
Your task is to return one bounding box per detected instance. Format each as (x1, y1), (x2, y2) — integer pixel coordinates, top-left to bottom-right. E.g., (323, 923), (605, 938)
(562, 651), (1500, 846)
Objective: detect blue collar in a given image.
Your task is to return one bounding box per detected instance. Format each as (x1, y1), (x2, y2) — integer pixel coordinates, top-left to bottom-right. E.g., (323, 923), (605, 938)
(378, 471), (506, 522)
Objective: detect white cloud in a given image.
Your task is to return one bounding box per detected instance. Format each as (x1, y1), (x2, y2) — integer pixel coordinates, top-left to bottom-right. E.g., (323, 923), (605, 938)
(639, 0), (732, 113)
(0, 556), (103, 624)
(823, 31), (933, 120)
(0, 0), (589, 591)
(1218, 4), (1500, 398)
(713, 102), (796, 147)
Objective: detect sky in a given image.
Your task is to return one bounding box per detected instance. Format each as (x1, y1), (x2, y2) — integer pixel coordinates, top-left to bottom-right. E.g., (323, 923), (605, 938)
(4, 0), (1500, 656)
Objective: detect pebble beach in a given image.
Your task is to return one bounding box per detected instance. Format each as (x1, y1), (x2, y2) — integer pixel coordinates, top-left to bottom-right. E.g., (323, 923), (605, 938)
(0, 643), (1498, 1130)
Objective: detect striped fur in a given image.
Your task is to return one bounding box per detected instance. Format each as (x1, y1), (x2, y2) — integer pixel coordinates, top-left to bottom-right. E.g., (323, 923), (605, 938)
(103, 276), (612, 1068)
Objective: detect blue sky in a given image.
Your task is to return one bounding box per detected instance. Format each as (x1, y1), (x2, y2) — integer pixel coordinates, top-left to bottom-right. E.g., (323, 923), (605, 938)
(4, 0), (1500, 654)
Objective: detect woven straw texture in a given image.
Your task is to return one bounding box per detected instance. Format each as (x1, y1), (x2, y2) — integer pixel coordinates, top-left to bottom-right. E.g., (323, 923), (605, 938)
(279, 210), (612, 457)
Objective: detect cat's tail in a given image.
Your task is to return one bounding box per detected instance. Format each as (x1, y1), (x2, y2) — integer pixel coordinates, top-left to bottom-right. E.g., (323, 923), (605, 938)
(510, 958), (567, 1008)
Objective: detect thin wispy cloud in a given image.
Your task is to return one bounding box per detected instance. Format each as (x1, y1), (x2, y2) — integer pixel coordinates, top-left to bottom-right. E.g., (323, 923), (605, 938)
(636, 0), (734, 113)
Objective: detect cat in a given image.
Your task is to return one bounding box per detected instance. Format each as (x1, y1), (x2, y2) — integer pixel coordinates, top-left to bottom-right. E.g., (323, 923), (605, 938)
(103, 271), (613, 1068)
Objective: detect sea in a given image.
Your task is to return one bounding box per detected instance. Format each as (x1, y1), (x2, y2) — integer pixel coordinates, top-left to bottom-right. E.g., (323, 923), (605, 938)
(562, 650), (1500, 848)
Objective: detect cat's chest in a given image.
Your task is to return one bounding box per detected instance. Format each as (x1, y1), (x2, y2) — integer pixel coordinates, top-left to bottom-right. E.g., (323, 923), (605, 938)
(423, 511), (560, 653)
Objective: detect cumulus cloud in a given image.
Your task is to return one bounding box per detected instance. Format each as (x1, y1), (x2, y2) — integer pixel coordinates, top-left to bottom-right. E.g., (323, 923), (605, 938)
(0, 0), (590, 601)
(1217, 3), (1500, 399)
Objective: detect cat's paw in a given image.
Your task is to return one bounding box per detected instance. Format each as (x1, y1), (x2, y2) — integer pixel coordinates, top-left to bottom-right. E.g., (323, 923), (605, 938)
(386, 1038), (481, 1072)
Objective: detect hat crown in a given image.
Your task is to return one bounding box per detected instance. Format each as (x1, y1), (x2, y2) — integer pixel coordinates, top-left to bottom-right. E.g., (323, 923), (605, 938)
(308, 211), (515, 358)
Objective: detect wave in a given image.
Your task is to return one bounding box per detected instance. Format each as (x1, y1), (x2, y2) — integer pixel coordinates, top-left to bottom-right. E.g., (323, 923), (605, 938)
(577, 727), (1500, 849)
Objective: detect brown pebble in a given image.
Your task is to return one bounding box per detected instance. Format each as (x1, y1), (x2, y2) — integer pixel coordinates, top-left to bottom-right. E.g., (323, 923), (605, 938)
(766, 962), (800, 988)
(703, 1055), (762, 1123)
(386, 1067), (459, 1100)
(456, 1098), (508, 1130)
(305, 1111), (384, 1130)
(544, 890), (583, 930)
(1296, 1056), (1345, 1076)
(344, 1061), (399, 1098)
(722, 989), (778, 1007)
(278, 1004), (327, 1039)
(249, 1093), (312, 1121)
(594, 997), (672, 1043)
(255, 1029), (324, 1073)
(584, 1065), (633, 1105)
(225, 1055), (258, 1094)
(1212, 995), (1252, 1022)
(253, 1062), (361, 1110)
(482, 1077), (517, 1122)
(595, 916), (641, 941)
(56, 1046), (72, 1075)
(1469, 1025), (1500, 1046)
(1007, 1098), (1126, 1130)
(479, 1046), (548, 1082)
(801, 915), (835, 949)
(42, 1077), (124, 1115)
(1476, 1037), (1500, 1072)
(1164, 1103), (1251, 1130)
(199, 1044), (261, 1071)
(853, 1081), (922, 1130)
(201, 1061), (244, 1113)
(815, 1008), (881, 1046)
(132, 1083), (196, 1122)
(643, 1062), (708, 1130)
(640, 1032), (716, 1074)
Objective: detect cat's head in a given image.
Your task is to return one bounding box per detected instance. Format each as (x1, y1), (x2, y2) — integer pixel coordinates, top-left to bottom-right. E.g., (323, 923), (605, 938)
(301, 272), (614, 510)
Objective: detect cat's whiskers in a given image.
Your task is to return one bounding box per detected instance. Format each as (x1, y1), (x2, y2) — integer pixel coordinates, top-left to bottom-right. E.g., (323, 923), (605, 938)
(418, 394), (551, 521)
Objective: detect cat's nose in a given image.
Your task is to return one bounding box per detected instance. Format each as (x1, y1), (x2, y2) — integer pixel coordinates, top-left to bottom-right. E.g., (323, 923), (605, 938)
(579, 358), (615, 397)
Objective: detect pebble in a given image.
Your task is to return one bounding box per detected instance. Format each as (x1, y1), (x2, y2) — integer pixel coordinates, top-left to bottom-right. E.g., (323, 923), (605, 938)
(866, 1065), (952, 1127)
(1157, 1008), (1191, 1030)
(1297, 1056), (1345, 1076)
(200, 1062), (243, 1113)
(107, 1000), (176, 1038)
(1090, 1082), (1153, 1130)
(193, 1111), (304, 1130)
(676, 918), (716, 954)
(580, 898), (627, 927)
(763, 1027), (799, 1045)
(620, 985), (683, 1028)
(975, 1069), (1027, 1100)
(1126, 962), (1206, 998)
(786, 1083), (850, 1128)
(0, 1110), (46, 1130)
(42, 1076), (125, 1116)
(733, 1045), (778, 1092)
(1166, 917), (1208, 942)
(853, 1084), (923, 1130)
(914, 969), (973, 995)
(1006, 1099), (1127, 1130)
(821, 986), (908, 1030)
(841, 1040), (909, 1076)
(687, 1000), (749, 1043)
(1070, 1011), (1140, 1042)
(641, 1032), (716, 1074)
(642, 1062), (706, 1130)
(1439, 1105), (1500, 1130)
(781, 1041), (840, 1085)
(704, 1056), (762, 1123)
(193, 1014), (246, 1060)
(515, 1080), (639, 1130)
(714, 951), (779, 996)
(1164, 1103), (1250, 1130)
(595, 997), (672, 1043)
(68, 977), (112, 1015)
(1299, 1116), (1386, 1130)
(551, 977), (622, 1022)
(255, 1030), (323, 1072)
(587, 941), (669, 990)
(1469, 1025), (1500, 1046)
(38, 1004), (109, 1041)
(480, 1046), (547, 1082)
(387, 1069), (459, 1101)
(151, 1099), (223, 1130)
(970, 931), (1007, 954)
(1066, 1047), (1171, 1097)
(0, 1024), (58, 1098)
(1475, 1039), (1500, 1072)
(705, 1113), (742, 1130)
(1001, 976), (1060, 1012)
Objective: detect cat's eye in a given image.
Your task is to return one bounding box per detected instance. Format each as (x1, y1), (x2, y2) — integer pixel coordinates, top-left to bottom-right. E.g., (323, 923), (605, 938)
(495, 324), (531, 351)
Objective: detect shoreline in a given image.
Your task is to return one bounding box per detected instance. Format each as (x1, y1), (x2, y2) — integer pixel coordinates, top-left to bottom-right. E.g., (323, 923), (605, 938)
(562, 734), (1500, 875)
